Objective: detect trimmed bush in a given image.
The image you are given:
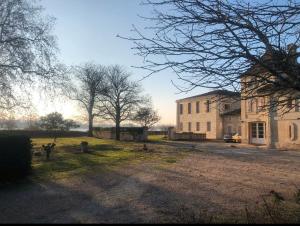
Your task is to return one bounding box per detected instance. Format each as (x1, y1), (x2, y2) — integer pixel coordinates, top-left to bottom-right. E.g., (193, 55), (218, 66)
(0, 135), (32, 180)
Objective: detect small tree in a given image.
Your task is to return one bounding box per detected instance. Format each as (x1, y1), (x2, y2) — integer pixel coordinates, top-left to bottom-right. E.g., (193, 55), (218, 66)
(38, 112), (79, 131)
(133, 107), (160, 129)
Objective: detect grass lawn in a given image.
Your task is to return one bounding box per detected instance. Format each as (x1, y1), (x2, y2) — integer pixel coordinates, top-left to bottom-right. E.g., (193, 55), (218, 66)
(31, 136), (186, 181)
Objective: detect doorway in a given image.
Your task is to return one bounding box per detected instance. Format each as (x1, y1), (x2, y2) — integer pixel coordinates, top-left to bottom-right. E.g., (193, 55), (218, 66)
(250, 122), (266, 144)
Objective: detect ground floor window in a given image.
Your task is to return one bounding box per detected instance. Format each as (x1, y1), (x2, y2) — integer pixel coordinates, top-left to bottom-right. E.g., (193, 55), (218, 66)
(196, 122), (200, 131)
(207, 122), (211, 132)
(227, 126), (232, 134)
(179, 122), (183, 131)
(188, 122), (192, 132)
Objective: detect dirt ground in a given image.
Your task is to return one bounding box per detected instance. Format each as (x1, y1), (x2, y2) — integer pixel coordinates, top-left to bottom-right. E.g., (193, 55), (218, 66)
(1, 141), (300, 223)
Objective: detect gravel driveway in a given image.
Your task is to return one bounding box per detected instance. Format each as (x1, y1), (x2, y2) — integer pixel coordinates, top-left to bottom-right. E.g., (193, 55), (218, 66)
(1, 141), (300, 223)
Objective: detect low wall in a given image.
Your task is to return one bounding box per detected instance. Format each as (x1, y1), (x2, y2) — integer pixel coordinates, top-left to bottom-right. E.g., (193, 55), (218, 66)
(93, 127), (148, 142)
(168, 127), (206, 141)
(147, 131), (168, 136)
(0, 130), (88, 138)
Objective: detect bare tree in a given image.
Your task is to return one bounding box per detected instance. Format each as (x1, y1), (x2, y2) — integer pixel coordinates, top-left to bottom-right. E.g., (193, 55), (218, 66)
(65, 63), (107, 137)
(96, 65), (144, 140)
(133, 106), (160, 129)
(121, 0), (300, 110)
(0, 0), (61, 110)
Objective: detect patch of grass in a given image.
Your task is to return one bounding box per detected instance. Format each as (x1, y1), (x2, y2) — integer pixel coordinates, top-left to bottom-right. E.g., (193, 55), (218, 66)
(165, 158), (177, 164)
(147, 135), (167, 142)
(31, 137), (189, 181)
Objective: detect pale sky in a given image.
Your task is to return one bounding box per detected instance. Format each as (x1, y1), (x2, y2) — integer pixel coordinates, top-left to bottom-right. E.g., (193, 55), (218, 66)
(36, 0), (208, 125)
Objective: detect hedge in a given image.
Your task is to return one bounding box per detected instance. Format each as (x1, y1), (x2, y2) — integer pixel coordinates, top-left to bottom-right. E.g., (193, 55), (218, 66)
(0, 130), (88, 138)
(0, 135), (32, 180)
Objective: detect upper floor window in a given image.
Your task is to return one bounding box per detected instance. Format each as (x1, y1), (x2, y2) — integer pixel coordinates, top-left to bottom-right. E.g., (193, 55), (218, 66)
(196, 101), (200, 113)
(206, 100), (211, 112)
(179, 104), (183, 115)
(188, 103), (192, 114)
(247, 99), (254, 112)
(257, 97), (265, 112)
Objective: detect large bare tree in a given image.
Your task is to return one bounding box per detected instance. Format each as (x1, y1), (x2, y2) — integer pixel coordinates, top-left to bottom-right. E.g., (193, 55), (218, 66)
(65, 63), (107, 137)
(0, 0), (61, 110)
(122, 0), (300, 110)
(96, 65), (144, 140)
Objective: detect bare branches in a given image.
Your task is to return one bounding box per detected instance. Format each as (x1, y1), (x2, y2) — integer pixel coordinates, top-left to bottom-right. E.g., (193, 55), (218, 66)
(95, 65), (145, 140)
(64, 63), (107, 136)
(121, 0), (300, 110)
(0, 0), (61, 110)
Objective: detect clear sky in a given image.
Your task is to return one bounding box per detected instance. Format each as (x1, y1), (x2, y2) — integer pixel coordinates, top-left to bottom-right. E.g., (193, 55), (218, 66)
(37, 0), (208, 125)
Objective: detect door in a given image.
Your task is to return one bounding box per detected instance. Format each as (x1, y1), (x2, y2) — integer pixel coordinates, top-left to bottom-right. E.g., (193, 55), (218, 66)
(250, 122), (265, 144)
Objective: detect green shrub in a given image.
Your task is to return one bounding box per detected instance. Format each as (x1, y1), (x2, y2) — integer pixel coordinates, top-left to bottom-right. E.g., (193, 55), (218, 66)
(0, 135), (32, 180)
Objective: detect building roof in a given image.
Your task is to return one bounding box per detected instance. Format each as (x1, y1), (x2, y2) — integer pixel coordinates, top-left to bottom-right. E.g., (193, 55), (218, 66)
(221, 108), (241, 116)
(176, 90), (240, 102)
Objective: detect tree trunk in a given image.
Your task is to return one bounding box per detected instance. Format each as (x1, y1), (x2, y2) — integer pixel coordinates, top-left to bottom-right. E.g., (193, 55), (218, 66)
(115, 120), (121, 141)
(88, 111), (93, 137)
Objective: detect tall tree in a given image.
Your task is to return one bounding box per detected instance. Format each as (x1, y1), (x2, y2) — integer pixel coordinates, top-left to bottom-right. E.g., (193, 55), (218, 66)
(96, 65), (144, 140)
(0, 0), (61, 110)
(122, 0), (300, 110)
(133, 106), (160, 129)
(65, 63), (107, 137)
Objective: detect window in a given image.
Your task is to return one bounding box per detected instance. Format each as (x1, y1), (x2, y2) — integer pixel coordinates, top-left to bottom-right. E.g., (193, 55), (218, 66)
(257, 97), (265, 112)
(287, 99), (293, 110)
(227, 126), (232, 134)
(179, 104), (183, 115)
(248, 99), (254, 112)
(238, 126), (241, 135)
(207, 122), (211, 132)
(188, 103), (192, 114)
(179, 122), (183, 131)
(289, 123), (297, 141)
(196, 122), (200, 131)
(224, 104), (231, 111)
(188, 122), (192, 132)
(196, 101), (200, 113)
(296, 99), (300, 112)
(206, 100), (211, 112)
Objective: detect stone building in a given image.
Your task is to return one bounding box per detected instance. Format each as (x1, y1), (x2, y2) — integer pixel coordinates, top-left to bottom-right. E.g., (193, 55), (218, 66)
(176, 90), (241, 139)
(240, 60), (300, 149)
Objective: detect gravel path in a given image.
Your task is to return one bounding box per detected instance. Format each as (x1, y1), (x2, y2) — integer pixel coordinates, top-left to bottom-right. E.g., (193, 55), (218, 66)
(1, 142), (300, 223)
